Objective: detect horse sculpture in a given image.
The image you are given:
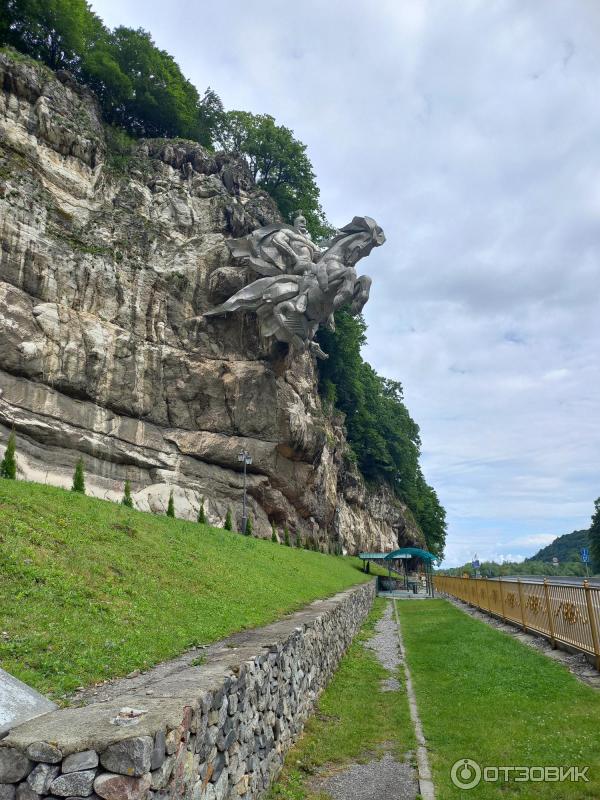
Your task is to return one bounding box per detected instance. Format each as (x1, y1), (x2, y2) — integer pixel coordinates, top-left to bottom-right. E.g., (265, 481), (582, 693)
(204, 214), (385, 358)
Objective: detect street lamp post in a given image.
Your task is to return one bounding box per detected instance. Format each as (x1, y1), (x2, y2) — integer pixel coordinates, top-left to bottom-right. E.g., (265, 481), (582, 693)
(237, 449), (252, 533)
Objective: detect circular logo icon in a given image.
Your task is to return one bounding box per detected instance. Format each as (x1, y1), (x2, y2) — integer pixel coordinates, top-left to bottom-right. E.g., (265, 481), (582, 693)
(451, 759), (482, 790)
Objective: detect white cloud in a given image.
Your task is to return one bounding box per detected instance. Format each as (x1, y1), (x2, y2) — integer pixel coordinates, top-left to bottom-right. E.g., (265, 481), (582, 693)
(91, 0), (600, 568)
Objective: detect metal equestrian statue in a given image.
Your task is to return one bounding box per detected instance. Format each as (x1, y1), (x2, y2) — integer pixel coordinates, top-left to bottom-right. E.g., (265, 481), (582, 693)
(205, 213), (385, 359)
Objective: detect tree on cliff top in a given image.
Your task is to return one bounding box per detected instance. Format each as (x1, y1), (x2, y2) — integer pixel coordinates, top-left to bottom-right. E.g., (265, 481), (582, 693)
(215, 111), (329, 239)
(0, 1), (218, 144)
(1, 0), (96, 70)
(106, 27), (215, 142)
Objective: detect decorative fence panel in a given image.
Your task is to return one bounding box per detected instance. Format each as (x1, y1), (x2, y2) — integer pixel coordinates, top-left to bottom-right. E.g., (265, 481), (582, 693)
(434, 575), (600, 669)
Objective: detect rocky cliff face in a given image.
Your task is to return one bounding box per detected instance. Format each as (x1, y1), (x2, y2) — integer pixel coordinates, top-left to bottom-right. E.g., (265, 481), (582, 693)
(0, 51), (424, 553)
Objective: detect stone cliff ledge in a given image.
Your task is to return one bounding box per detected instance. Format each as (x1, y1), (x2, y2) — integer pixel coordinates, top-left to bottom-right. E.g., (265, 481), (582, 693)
(0, 51), (423, 552)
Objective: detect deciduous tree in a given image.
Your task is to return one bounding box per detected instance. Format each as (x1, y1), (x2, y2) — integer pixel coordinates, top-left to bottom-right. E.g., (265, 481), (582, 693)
(215, 111), (329, 239)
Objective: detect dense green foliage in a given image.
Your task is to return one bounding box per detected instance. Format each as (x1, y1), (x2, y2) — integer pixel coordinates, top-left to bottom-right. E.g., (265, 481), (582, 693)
(0, 430), (17, 479)
(215, 111), (329, 239)
(244, 516), (253, 536)
(71, 457), (85, 494)
(121, 479), (133, 508)
(318, 311), (446, 556)
(224, 509), (233, 531)
(398, 600), (600, 799)
(589, 498), (600, 572)
(0, 479), (374, 696)
(197, 498), (206, 524)
(0, 0), (219, 143)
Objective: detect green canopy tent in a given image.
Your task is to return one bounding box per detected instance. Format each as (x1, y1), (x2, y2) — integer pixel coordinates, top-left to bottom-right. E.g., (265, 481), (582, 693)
(385, 548), (438, 597)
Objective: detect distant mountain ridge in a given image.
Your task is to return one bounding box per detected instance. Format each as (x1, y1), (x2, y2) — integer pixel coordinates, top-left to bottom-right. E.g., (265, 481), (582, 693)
(526, 529), (590, 563)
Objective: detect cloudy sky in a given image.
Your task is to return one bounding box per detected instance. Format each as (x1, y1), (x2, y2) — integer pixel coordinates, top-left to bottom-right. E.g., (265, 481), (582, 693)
(92, 0), (600, 566)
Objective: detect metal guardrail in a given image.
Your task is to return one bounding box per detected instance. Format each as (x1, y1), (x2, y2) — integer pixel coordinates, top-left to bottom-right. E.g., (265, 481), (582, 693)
(434, 575), (600, 669)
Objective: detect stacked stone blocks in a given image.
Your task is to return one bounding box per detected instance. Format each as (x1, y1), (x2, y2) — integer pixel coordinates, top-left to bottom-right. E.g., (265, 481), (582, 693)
(0, 582), (375, 800)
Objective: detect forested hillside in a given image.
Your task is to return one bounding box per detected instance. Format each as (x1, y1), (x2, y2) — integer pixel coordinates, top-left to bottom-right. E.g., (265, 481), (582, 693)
(526, 529), (589, 564)
(440, 528), (593, 578)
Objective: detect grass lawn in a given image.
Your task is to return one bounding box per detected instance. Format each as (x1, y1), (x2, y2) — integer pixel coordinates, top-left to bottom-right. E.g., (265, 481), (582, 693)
(398, 600), (600, 799)
(268, 598), (415, 800)
(0, 479), (374, 699)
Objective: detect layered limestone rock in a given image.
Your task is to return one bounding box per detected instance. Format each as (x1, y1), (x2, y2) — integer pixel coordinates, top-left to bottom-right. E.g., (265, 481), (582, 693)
(0, 51), (424, 552)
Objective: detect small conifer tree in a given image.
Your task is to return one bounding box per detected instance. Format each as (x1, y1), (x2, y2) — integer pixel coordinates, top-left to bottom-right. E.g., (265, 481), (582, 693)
(284, 527), (290, 546)
(271, 523), (278, 543)
(244, 516), (253, 536)
(71, 457), (85, 494)
(224, 509), (233, 531)
(167, 490), (175, 518)
(198, 497), (206, 524)
(0, 430), (17, 480)
(122, 480), (134, 508)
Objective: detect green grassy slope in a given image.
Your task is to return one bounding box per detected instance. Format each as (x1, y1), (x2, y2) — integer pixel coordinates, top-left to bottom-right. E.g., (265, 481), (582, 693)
(0, 480), (373, 698)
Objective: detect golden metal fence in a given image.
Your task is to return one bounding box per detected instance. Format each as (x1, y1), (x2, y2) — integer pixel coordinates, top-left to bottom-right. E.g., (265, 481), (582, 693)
(433, 575), (600, 669)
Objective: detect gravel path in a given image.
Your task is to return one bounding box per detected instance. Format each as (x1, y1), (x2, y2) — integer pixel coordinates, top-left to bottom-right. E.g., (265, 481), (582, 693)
(309, 602), (420, 800)
(312, 753), (418, 800)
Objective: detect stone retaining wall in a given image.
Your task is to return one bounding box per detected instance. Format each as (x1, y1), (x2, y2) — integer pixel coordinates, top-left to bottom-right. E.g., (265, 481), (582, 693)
(0, 581), (375, 800)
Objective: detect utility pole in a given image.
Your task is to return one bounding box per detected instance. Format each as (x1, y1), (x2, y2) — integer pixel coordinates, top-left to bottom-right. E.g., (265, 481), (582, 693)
(238, 449), (252, 534)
